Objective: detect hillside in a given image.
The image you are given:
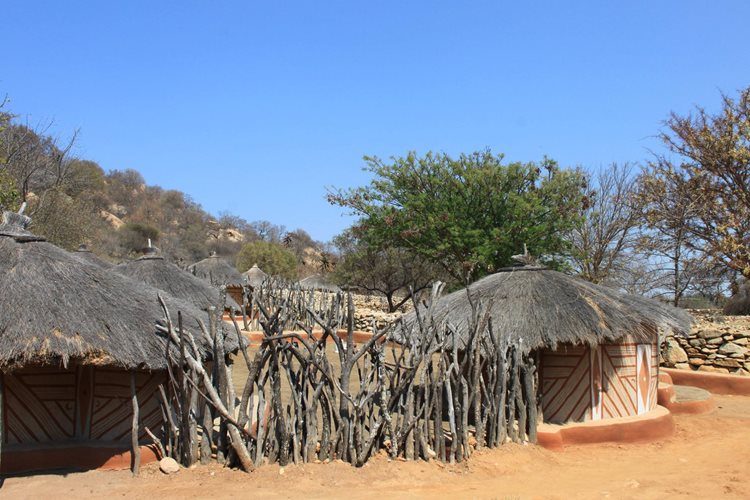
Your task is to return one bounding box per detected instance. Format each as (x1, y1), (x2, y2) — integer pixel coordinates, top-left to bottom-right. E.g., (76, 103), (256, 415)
(0, 117), (324, 274)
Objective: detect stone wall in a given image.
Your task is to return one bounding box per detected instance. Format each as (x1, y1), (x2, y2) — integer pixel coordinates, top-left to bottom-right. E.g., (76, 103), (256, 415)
(351, 293), (407, 332)
(661, 310), (750, 376)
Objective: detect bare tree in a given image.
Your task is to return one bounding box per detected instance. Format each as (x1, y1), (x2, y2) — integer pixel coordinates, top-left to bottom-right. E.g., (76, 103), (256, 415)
(569, 163), (641, 284)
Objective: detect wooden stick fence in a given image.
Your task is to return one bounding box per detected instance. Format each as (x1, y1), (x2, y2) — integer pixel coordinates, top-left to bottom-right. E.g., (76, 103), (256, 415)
(142, 283), (539, 473)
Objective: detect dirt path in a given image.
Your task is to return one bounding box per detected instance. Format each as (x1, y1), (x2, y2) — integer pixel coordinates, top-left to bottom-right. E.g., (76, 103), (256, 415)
(3, 395), (749, 499)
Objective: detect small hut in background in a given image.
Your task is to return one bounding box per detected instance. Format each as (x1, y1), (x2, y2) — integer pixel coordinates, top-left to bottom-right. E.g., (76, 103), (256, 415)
(0, 211), (214, 474)
(189, 252), (244, 306)
(723, 282), (750, 315)
(113, 247), (240, 312)
(73, 243), (112, 269)
(242, 263), (268, 289)
(298, 273), (341, 293)
(399, 264), (691, 425)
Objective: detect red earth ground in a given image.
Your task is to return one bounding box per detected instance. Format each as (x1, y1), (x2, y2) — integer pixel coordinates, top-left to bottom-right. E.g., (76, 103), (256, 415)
(2, 394), (749, 499)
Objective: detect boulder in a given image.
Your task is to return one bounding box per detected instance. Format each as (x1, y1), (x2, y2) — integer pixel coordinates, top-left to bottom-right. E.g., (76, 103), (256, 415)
(712, 358), (742, 369)
(662, 338), (688, 365)
(159, 457), (180, 474)
(688, 338), (705, 348)
(717, 342), (748, 358)
(698, 365), (730, 374)
(697, 329), (723, 340)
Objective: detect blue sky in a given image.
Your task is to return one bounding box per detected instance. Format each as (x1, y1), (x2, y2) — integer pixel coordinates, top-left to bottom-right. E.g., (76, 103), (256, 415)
(2, 1), (749, 241)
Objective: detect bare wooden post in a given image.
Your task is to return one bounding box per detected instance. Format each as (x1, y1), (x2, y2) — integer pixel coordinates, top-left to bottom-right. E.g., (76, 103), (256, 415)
(522, 355), (538, 443)
(0, 372), (4, 476)
(130, 371), (141, 477)
(507, 347), (518, 443)
(200, 401), (213, 464)
(178, 312), (194, 465)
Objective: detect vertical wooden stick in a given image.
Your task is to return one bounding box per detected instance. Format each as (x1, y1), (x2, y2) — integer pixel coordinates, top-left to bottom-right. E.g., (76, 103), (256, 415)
(130, 371), (141, 477)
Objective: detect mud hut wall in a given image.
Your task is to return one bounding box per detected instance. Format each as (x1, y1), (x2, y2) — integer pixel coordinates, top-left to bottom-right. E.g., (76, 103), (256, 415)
(540, 338), (659, 424)
(226, 285), (244, 310)
(2, 365), (165, 447)
(540, 345), (592, 424)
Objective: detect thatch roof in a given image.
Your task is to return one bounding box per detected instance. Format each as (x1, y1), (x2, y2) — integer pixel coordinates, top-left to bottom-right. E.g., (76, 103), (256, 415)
(189, 252), (243, 288)
(113, 249), (240, 311)
(0, 212), (236, 371)
(723, 283), (750, 315)
(242, 264), (268, 288)
(73, 244), (112, 269)
(397, 266), (692, 353)
(298, 274), (341, 293)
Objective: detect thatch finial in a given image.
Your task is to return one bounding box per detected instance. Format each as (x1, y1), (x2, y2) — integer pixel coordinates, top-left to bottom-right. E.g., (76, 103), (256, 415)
(511, 243), (537, 267)
(3, 210), (32, 230)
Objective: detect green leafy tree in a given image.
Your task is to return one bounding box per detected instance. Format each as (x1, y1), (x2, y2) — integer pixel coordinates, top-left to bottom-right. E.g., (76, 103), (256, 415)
(329, 150), (585, 284)
(236, 240), (298, 280)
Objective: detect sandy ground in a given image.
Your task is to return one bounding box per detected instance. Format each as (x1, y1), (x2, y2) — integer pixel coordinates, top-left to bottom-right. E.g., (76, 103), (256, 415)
(2, 394), (749, 499)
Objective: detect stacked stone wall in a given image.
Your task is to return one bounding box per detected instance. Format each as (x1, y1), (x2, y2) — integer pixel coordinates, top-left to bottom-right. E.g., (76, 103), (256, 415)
(661, 310), (750, 376)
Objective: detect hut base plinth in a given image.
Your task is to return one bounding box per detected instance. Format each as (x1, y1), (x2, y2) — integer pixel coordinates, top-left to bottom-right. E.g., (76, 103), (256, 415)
(537, 405), (674, 450)
(662, 367), (750, 396)
(1, 442), (159, 475)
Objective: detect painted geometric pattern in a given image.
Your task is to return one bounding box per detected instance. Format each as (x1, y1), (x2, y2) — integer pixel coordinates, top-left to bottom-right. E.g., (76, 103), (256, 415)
(648, 343), (659, 411)
(3, 367), (76, 445)
(3, 367), (165, 446)
(89, 369), (164, 442)
(600, 343), (638, 418)
(541, 346), (591, 424)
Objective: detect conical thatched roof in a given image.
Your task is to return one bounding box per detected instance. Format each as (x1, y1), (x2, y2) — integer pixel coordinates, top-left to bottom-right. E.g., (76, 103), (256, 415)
(0, 212), (224, 371)
(398, 266), (692, 353)
(723, 282), (750, 315)
(242, 264), (268, 288)
(73, 244), (112, 269)
(113, 249), (240, 311)
(298, 274), (341, 293)
(189, 252), (243, 288)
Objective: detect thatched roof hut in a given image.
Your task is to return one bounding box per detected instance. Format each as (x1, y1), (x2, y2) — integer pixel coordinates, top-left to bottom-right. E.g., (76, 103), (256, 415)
(298, 273), (341, 293)
(0, 211), (242, 474)
(73, 243), (112, 269)
(0, 212), (215, 371)
(399, 266), (691, 352)
(723, 282), (750, 315)
(113, 248), (240, 312)
(189, 252), (243, 288)
(242, 264), (268, 289)
(398, 265), (692, 424)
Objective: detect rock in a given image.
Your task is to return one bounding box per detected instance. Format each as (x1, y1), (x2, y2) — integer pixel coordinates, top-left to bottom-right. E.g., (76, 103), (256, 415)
(159, 457), (180, 474)
(744, 362), (750, 371)
(712, 358), (741, 369)
(707, 337), (725, 346)
(662, 338), (688, 365)
(688, 338), (705, 348)
(717, 342), (747, 358)
(733, 337), (748, 346)
(688, 358), (705, 366)
(698, 365), (730, 374)
(674, 362), (690, 370)
(697, 329), (723, 340)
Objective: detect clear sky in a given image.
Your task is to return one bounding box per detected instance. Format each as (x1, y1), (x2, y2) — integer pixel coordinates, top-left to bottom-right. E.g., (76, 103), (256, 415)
(2, 1), (749, 242)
